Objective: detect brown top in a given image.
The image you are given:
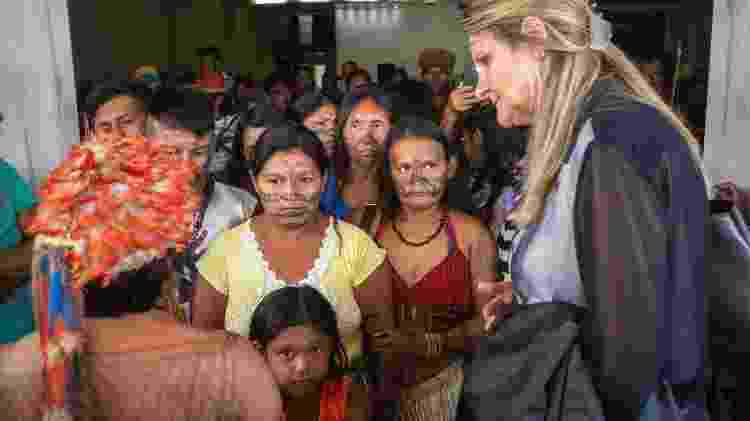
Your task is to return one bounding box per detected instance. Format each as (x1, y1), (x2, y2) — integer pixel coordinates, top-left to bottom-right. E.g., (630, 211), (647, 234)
(1, 311), (284, 421)
(377, 216), (474, 386)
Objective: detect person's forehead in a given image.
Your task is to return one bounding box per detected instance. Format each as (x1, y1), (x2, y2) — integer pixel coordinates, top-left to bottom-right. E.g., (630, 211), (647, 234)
(392, 136), (444, 160)
(268, 325), (324, 348)
(95, 95), (143, 120)
(260, 150), (318, 173)
(312, 104), (337, 117)
(350, 99), (387, 119)
(349, 111), (387, 123)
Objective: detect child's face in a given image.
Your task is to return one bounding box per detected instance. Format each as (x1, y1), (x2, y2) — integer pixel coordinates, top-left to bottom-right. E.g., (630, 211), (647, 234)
(263, 325), (334, 399)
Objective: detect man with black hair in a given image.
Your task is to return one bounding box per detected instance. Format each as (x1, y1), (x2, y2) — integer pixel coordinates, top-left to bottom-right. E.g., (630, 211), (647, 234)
(0, 89), (273, 421)
(147, 87), (257, 320)
(84, 79), (149, 143)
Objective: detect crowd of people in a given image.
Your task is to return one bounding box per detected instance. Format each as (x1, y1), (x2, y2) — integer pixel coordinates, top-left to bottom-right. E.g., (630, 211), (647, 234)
(0, 0), (740, 420)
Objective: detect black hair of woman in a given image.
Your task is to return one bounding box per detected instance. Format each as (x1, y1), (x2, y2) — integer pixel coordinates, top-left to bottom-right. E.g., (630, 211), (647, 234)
(249, 285), (349, 378)
(251, 123), (330, 179)
(381, 115), (477, 219)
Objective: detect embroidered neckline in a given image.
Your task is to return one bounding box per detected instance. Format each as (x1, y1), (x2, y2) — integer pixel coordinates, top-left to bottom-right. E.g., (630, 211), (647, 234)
(242, 217), (338, 305)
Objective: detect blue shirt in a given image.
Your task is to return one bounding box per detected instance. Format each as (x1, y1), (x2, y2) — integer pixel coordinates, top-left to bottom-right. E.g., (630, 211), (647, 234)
(319, 173), (352, 220)
(0, 159), (37, 344)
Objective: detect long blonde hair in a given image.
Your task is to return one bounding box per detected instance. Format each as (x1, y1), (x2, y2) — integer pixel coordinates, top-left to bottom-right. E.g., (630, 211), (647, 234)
(463, 0), (698, 226)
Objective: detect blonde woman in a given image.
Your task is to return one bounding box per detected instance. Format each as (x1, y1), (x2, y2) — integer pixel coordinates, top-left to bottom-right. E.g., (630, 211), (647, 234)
(461, 1), (708, 420)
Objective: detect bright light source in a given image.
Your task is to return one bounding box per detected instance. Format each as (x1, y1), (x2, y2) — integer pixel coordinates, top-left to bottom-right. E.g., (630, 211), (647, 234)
(254, 0), (286, 4)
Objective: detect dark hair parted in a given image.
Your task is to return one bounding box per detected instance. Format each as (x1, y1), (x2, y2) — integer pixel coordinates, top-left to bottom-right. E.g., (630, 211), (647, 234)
(292, 92), (336, 121)
(252, 123), (330, 177)
(250, 286), (349, 376)
(84, 79), (149, 116)
(382, 115), (476, 218)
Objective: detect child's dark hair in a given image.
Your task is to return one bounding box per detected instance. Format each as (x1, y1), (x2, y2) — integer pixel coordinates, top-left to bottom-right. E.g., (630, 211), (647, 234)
(250, 286), (349, 376)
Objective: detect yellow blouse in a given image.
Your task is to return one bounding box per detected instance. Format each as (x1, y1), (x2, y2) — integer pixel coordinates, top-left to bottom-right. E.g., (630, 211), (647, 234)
(197, 218), (386, 360)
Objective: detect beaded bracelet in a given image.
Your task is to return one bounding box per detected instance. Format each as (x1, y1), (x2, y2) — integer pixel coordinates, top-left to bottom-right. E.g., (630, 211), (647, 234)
(424, 332), (444, 358)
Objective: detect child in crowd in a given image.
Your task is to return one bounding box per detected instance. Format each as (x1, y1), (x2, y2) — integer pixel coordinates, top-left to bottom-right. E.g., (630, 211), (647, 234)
(250, 285), (369, 421)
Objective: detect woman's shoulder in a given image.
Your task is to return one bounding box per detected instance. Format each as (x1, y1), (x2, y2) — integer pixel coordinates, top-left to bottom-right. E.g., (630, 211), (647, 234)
(207, 219), (253, 250)
(447, 210), (494, 253)
(334, 219), (379, 246)
(588, 101), (688, 156)
(448, 210), (490, 237)
(584, 101), (698, 181)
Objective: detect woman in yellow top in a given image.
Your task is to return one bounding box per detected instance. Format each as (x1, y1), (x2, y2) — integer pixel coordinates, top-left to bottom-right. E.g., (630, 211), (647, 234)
(192, 124), (395, 366)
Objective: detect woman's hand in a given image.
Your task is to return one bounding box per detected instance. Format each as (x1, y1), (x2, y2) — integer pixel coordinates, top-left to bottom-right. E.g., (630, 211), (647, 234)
(476, 280), (513, 332)
(447, 86), (481, 114)
(715, 178), (740, 204)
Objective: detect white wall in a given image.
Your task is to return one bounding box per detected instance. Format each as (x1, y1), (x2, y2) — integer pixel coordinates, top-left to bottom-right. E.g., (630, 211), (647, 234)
(335, 1), (471, 79)
(704, 0), (750, 187)
(0, 0), (79, 185)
